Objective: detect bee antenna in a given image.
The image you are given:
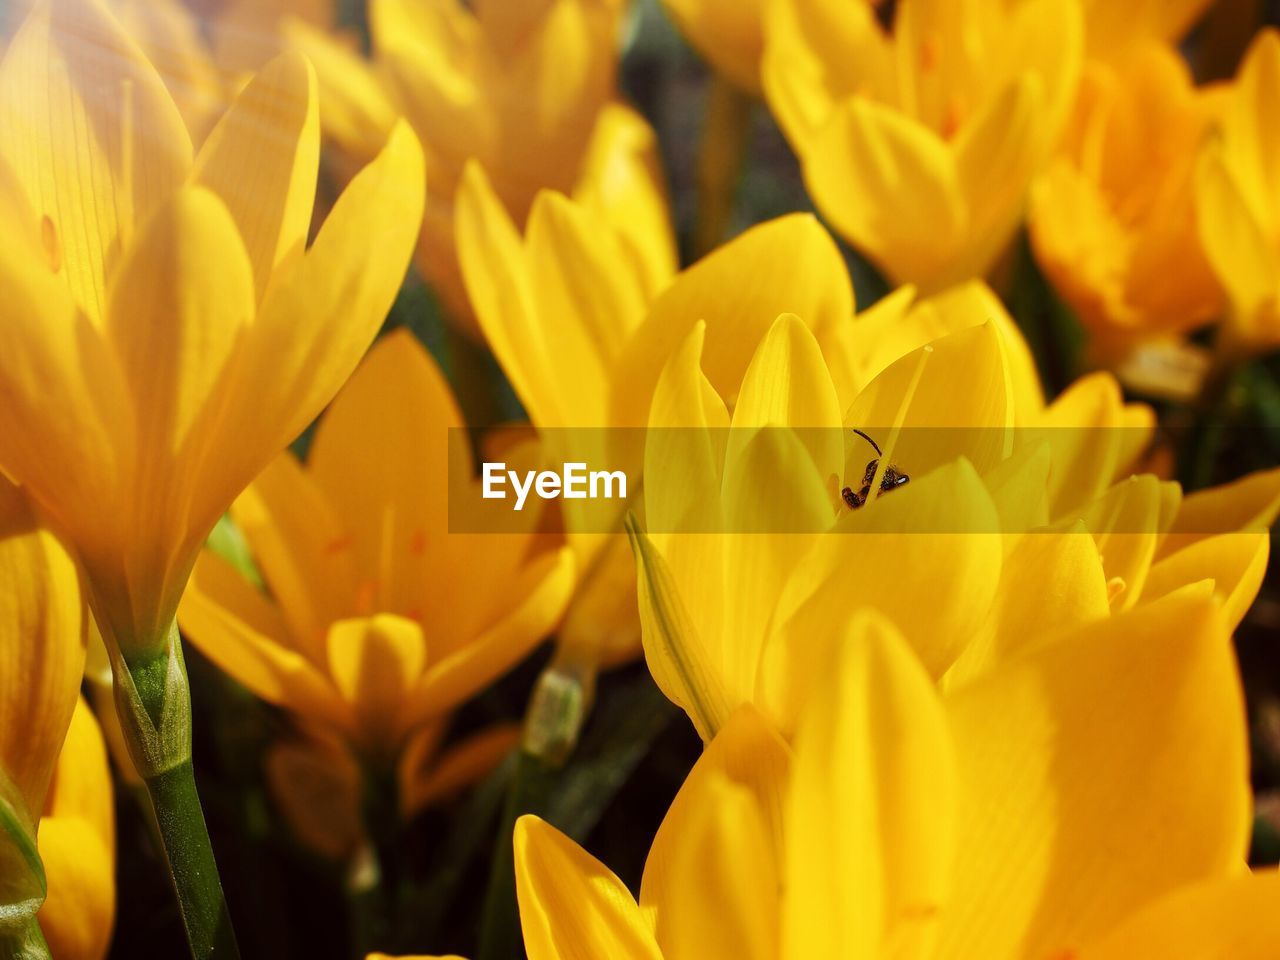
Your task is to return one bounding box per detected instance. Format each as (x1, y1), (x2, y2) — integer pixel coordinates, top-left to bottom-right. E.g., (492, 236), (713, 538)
(850, 427), (882, 457)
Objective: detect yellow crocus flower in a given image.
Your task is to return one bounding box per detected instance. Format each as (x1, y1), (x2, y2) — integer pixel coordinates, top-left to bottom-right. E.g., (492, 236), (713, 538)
(178, 332), (574, 818)
(37, 698), (116, 960)
(0, 481), (88, 954)
(0, 3), (422, 941)
(762, 0), (1081, 291)
(513, 592), (1277, 960)
(0, 0), (424, 666)
(454, 141), (675, 667)
(1195, 28), (1280, 354)
(1030, 43), (1224, 360)
(632, 282), (1278, 738)
(289, 0), (631, 328)
(635, 311), (1021, 737)
(458, 197), (876, 671)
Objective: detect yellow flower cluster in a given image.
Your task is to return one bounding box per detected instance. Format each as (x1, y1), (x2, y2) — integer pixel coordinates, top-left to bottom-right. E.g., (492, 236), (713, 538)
(0, 0), (1277, 958)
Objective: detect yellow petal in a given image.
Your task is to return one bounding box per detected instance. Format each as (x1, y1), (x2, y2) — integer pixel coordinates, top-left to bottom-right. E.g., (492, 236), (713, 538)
(829, 282), (1045, 422)
(103, 185), (255, 633)
(0, 483), (87, 820)
(1163, 465), (1280, 550)
(455, 161), (554, 426)
(400, 723), (520, 818)
(937, 589), (1249, 959)
(406, 547), (575, 723)
(658, 777), (777, 960)
(761, 0), (892, 146)
(514, 815), (663, 960)
(764, 459), (1001, 724)
(613, 214), (853, 427)
(943, 526), (1110, 688)
(716, 428), (834, 705)
(0, 0), (192, 323)
(1220, 30), (1280, 231)
(281, 18), (398, 164)
(1195, 146), (1278, 337)
(306, 330), (462, 624)
(951, 74), (1048, 281)
(0, 235), (132, 582)
(1143, 533), (1269, 631)
(231, 454), (359, 663)
(192, 51), (319, 303)
(572, 103), (678, 299)
(1034, 372), (1154, 517)
(726, 314), (844, 485)
(1061, 474), (1179, 612)
(525, 187), (649, 417)
(179, 551), (350, 731)
(327, 614), (425, 743)
(786, 611), (955, 960)
(37, 698), (115, 960)
(1078, 871), (1280, 960)
(981, 440), (1053, 534)
(644, 321), (729, 535)
(641, 705), (790, 945)
(214, 120), (424, 499)
(663, 0), (763, 93)
(842, 322), (1015, 479)
(109, 0), (224, 144)
(803, 96), (963, 288)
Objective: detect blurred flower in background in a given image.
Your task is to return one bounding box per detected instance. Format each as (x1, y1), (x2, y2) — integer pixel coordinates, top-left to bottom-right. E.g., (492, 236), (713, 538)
(179, 331), (574, 859)
(1029, 44), (1224, 365)
(1082, 0), (1213, 63)
(762, 0), (1081, 290)
(289, 0), (649, 330)
(1196, 28), (1280, 356)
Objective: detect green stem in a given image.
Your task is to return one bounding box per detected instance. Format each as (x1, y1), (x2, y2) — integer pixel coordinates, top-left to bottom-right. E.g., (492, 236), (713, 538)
(346, 764), (401, 955)
(476, 664), (588, 960)
(106, 624), (240, 959)
(445, 321), (501, 432)
(0, 918), (50, 960)
(144, 762), (239, 959)
(475, 749), (557, 960)
(692, 74), (752, 258)
(1182, 344), (1248, 491)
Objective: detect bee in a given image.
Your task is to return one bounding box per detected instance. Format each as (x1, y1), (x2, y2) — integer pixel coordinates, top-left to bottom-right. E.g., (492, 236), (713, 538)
(841, 428), (910, 510)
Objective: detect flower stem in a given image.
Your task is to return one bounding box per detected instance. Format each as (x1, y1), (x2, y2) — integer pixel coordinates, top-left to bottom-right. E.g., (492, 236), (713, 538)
(1182, 340), (1248, 491)
(106, 623), (240, 959)
(476, 663), (588, 960)
(692, 74), (752, 258)
(0, 918), (50, 960)
(143, 761), (240, 959)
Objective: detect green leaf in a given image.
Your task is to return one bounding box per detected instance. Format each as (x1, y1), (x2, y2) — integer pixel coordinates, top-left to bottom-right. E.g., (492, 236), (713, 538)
(0, 766), (44, 932)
